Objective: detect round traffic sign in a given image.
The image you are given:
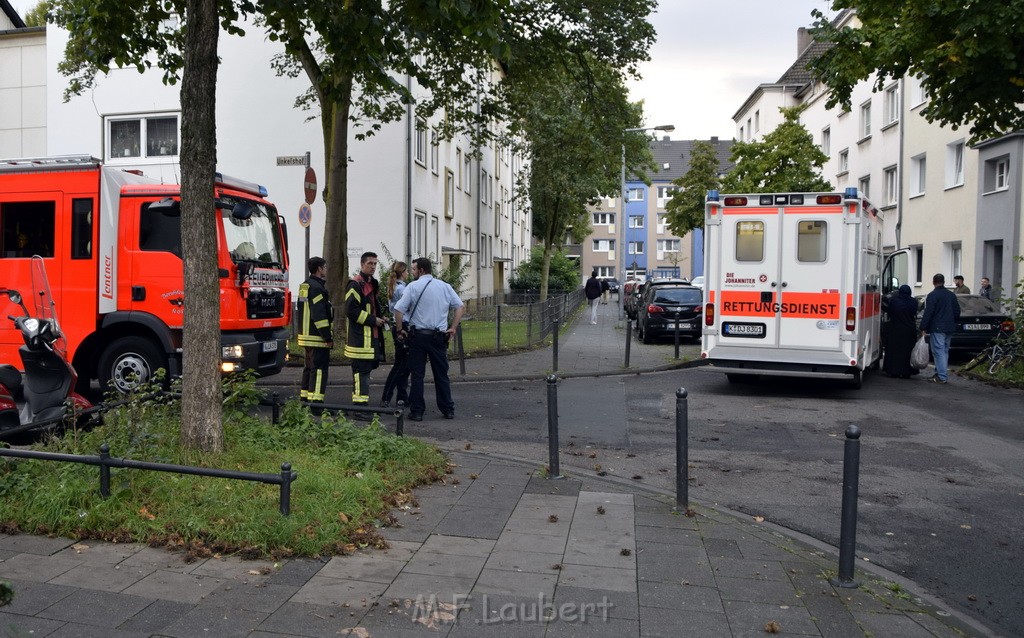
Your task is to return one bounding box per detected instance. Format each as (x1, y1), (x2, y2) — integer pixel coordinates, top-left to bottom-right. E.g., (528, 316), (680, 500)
(298, 203), (312, 228)
(303, 167), (317, 205)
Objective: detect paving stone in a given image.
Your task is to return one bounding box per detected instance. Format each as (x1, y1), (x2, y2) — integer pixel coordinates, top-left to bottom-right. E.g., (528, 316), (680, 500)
(906, 611), (975, 638)
(634, 510), (700, 531)
(552, 585), (638, 620)
(789, 576), (866, 638)
(702, 536), (744, 558)
(36, 588), (155, 628)
(0, 550), (15, 562)
(116, 599), (196, 634)
(379, 540), (423, 560)
(0, 578), (76, 615)
(722, 599), (819, 635)
(259, 601), (368, 637)
(485, 550), (567, 575)
(383, 572), (477, 601)
(638, 605), (731, 638)
(555, 564), (636, 593)
(118, 546), (207, 573)
(493, 532), (566, 555)
(159, 603), (269, 638)
(635, 543), (714, 586)
(502, 517), (571, 537)
(0, 535), (76, 556)
(419, 534), (496, 557)
(856, 610), (945, 638)
(456, 592), (553, 629)
(545, 615), (640, 638)
(577, 491), (633, 506)
(45, 621), (150, 638)
(264, 557), (327, 587)
(120, 570), (224, 604)
(735, 539), (801, 562)
(562, 537), (636, 569)
(48, 561), (154, 593)
(472, 464), (535, 486)
(291, 575), (388, 608)
(0, 553), (82, 582)
(316, 554), (407, 583)
(709, 556), (789, 581)
(201, 580), (299, 613)
(513, 493), (578, 510)
(403, 552), (487, 579)
(522, 476), (582, 497)
(449, 614), (550, 637)
(473, 569), (557, 598)
(189, 556), (278, 581)
(639, 581), (724, 614)
(635, 525), (702, 546)
(434, 505), (511, 539)
(715, 575), (806, 606)
(53, 541), (146, 565)
(352, 603), (459, 637)
(0, 611), (66, 637)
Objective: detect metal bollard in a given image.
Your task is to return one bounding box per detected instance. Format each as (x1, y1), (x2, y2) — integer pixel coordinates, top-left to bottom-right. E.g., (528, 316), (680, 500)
(831, 425), (861, 588)
(625, 319), (632, 367)
(496, 305), (502, 351)
(673, 311), (681, 359)
(675, 389), (688, 510)
(271, 391), (280, 424)
(279, 463), (295, 516)
(99, 443), (111, 499)
(552, 319), (559, 372)
(546, 375), (563, 479)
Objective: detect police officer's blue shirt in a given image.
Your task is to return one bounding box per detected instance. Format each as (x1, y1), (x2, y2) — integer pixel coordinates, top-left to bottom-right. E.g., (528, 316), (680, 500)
(393, 275), (464, 331)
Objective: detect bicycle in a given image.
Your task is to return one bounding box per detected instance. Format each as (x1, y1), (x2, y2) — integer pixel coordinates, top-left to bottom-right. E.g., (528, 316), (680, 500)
(962, 331), (1021, 374)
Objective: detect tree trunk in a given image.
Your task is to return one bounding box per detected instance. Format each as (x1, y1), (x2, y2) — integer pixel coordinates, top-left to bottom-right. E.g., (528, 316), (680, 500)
(179, 0), (223, 452)
(324, 75), (353, 345)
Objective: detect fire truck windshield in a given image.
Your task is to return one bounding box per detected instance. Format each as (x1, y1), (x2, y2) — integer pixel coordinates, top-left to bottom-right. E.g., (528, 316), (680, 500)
(220, 196), (285, 268)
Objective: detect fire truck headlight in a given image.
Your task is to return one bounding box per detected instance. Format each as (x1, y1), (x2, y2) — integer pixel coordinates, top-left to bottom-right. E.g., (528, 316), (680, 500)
(222, 345), (244, 359)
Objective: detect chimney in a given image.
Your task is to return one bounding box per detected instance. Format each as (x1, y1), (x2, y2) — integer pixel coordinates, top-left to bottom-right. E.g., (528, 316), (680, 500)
(710, 136), (719, 144)
(662, 135), (671, 141)
(797, 27), (813, 55)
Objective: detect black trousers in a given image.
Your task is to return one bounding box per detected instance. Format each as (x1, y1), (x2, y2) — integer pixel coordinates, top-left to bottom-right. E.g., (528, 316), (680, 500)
(382, 326), (411, 403)
(300, 347), (330, 402)
(407, 329), (453, 416)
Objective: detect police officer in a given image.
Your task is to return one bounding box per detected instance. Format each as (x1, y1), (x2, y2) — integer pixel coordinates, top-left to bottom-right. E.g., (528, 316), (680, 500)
(393, 257), (464, 421)
(345, 251), (387, 410)
(297, 257), (333, 403)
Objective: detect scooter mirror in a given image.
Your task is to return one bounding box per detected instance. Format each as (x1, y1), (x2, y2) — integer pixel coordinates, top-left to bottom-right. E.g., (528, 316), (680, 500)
(7, 292), (20, 305)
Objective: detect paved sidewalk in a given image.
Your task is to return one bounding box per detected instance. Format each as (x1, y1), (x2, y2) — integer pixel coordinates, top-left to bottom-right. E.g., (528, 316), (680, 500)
(0, 453), (989, 637)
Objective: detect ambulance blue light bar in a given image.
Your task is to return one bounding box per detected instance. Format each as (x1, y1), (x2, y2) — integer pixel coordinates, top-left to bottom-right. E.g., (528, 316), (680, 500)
(707, 190), (720, 202)
(844, 187), (858, 199)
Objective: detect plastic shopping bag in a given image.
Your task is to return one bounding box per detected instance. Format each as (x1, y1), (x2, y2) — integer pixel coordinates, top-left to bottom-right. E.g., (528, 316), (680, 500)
(910, 335), (930, 370)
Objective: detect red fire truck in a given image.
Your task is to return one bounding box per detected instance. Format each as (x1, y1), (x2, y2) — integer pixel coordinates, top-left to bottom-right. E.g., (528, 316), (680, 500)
(0, 156), (291, 392)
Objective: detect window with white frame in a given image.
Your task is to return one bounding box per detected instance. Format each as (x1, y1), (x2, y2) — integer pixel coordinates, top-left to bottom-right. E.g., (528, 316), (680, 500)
(430, 216), (439, 258)
(445, 169), (455, 218)
(838, 149), (849, 174)
(949, 242), (962, 279)
(910, 77), (927, 107)
(656, 239), (680, 256)
(628, 215), (644, 228)
(464, 227), (472, 263)
(430, 128), (439, 174)
(884, 165), (898, 205)
(413, 211), (426, 256)
(946, 140), (964, 188)
(414, 118), (427, 166)
(883, 84), (900, 125)
(480, 233), (488, 267)
(821, 126), (831, 155)
(594, 266), (615, 278)
(656, 186), (675, 208)
(984, 156), (1010, 192)
(463, 155), (472, 194)
(859, 101), (872, 139)
(593, 239), (615, 252)
(106, 114), (179, 160)
(656, 213), (668, 233)
(859, 175), (871, 198)
(909, 155), (925, 197)
(628, 241), (644, 255)
(480, 168), (489, 205)
(592, 212), (615, 226)
(627, 187), (644, 202)
(739, 125), (745, 141)
(455, 149), (463, 190)
(754, 110), (760, 133)
(746, 118), (752, 139)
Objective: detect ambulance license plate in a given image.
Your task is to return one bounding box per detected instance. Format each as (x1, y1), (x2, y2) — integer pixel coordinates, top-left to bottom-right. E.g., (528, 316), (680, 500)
(262, 341), (279, 353)
(723, 322), (766, 338)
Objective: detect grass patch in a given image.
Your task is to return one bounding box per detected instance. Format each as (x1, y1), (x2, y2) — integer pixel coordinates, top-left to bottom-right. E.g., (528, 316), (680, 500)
(0, 375), (446, 559)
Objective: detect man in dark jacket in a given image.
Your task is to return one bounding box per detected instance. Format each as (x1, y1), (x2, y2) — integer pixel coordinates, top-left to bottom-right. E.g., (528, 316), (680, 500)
(345, 252), (386, 408)
(297, 257), (333, 402)
(919, 273), (961, 384)
(585, 271), (602, 324)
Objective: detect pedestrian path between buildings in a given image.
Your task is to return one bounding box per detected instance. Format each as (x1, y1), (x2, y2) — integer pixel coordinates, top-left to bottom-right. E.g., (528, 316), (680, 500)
(0, 300), (997, 637)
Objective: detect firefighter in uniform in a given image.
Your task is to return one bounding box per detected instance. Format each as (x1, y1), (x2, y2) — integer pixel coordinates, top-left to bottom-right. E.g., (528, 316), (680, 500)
(297, 257), (333, 403)
(344, 251), (387, 408)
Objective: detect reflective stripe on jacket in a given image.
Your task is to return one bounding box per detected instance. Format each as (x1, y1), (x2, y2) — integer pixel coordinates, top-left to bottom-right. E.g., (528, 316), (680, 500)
(344, 274), (380, 360)
(297, 276), (333, 347)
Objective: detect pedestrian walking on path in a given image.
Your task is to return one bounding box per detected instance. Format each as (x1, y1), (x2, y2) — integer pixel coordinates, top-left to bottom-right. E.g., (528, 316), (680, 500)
(585, 270), (602, 324)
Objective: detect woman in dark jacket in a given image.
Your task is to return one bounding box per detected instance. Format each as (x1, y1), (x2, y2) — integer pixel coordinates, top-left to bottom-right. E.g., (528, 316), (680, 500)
(883, 284), (918, 378)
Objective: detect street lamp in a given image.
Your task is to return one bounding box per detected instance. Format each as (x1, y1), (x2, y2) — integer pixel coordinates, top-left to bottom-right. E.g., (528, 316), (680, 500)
(620, 124), (675, 320)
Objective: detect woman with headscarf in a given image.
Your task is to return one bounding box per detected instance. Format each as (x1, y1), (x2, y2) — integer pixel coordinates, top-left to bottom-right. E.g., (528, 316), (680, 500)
(883, 284), (918, 378)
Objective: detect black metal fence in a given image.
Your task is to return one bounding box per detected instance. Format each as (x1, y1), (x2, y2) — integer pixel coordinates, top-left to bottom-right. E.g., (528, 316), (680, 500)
(460, 288), (586, 350)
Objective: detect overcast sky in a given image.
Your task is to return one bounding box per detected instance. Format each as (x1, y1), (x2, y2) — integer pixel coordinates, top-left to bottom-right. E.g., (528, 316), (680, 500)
(11, 0), (831, 141)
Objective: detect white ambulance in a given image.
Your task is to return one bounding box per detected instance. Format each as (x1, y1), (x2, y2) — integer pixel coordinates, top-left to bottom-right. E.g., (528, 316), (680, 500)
(700, 189), (903, 388)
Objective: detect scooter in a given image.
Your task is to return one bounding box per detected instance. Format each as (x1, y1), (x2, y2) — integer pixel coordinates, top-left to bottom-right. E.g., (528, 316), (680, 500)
(0, 256), (92, 443)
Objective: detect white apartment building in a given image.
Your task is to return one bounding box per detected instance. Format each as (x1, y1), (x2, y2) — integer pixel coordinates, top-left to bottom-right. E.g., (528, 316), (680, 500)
(732, 10), (1021, 299)
(0, 3), (45, 157)
(0, 6), (530, 299)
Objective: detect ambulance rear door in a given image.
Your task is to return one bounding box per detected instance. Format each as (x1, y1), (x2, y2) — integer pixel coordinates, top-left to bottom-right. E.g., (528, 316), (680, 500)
(716, 202), (781, 348)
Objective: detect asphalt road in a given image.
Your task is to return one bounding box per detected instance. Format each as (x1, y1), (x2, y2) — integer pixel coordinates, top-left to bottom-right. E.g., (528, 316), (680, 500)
(260, 362), (1024, 636)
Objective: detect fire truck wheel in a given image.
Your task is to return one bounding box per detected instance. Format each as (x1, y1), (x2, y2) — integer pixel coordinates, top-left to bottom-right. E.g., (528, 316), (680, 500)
(99, 337), (167, 393)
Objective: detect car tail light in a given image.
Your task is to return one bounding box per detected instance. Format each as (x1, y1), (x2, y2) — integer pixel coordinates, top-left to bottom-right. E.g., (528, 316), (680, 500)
(1000, 319), (1015, 334)
(647, 304), (665, 314)
(845, 307), (856, 331)
(705, 303), (715, 326)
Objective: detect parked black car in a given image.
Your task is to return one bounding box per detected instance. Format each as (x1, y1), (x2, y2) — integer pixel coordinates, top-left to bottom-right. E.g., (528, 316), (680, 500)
(603, 278), (620, 293)
(915, 294), (1014, 353)
(626, 278), (688, 320)
(636, 283), (703, 344)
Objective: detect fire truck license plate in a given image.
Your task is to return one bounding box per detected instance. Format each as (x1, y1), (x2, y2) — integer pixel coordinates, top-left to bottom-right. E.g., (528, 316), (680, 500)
(723, 322), (766, 338)
(262, 341), (278, 352)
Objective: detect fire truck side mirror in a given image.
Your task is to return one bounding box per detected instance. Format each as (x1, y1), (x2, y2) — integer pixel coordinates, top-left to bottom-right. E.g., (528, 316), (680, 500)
(150, 197), (181, 216)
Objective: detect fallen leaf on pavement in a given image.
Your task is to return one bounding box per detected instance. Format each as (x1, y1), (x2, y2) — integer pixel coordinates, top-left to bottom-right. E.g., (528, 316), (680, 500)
(753, 516), (765, 523)
(765, 620), (781, 633)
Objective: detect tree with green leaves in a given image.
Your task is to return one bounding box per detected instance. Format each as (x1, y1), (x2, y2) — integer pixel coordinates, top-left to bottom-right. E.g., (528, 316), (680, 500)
(509, 246), (580, 293)
(810, 3), (1024, 142)
(721, 105), (832, 193)
(22, 0), (52, 27)
(664, 140), (722, 237)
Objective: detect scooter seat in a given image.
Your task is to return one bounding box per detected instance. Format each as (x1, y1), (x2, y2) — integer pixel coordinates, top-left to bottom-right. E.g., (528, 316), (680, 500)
(0, 364), (22, 399)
